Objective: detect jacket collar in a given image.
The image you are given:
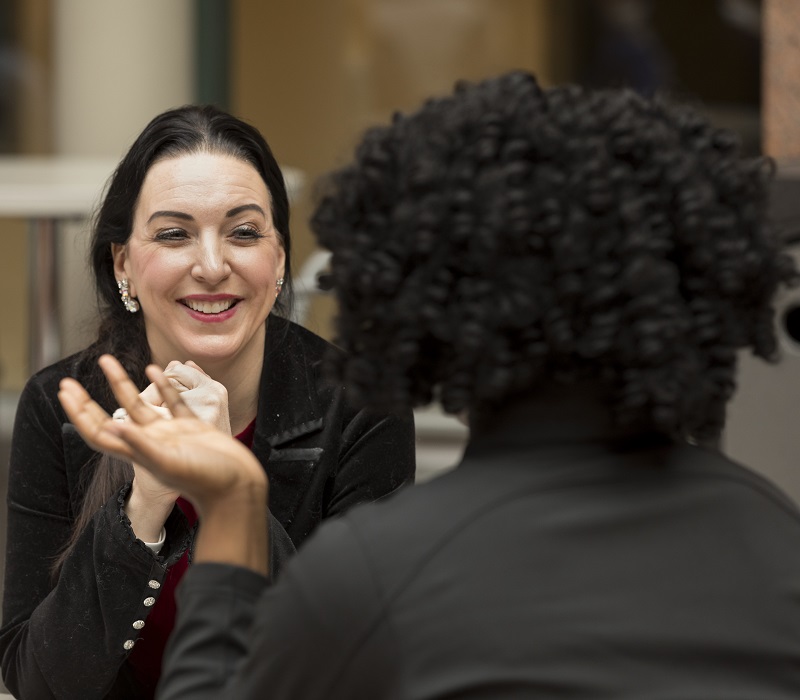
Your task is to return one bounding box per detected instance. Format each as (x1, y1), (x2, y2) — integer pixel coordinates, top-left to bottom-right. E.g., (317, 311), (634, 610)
(252, 316), (325, 459)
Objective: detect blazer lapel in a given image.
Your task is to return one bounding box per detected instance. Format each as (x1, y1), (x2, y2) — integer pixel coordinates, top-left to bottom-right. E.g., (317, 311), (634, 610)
(252, 316), (327, 531)
(253, 315), (324, 456)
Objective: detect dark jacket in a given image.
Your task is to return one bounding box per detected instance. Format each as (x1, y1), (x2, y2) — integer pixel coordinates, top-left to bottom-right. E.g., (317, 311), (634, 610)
(160, 396), (800, 699)
(0, 317), (415, 700)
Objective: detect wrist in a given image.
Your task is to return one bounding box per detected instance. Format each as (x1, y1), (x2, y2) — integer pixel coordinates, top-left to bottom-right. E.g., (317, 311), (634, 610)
(125, 485), (175, 543)
(194, 480), (269, 575)
(195, 477), (267, 527)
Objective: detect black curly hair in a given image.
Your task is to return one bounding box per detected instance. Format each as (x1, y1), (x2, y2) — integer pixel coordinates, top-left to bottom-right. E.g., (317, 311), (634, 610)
(311, 71), (797, 441)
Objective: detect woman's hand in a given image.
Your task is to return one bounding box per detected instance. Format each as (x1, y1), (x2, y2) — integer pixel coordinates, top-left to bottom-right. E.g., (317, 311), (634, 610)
(125, 451), (181, 544)
(58, 356), (269, 573)
(138, 360), (232, 435)
(116, 361), (232, 540)
(59, 355), (266, 505)
(115, 361), (230, 524)
(116, 386), (182, 542)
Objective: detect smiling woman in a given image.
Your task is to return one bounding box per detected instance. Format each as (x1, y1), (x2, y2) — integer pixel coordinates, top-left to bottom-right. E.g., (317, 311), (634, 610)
(113, 152), (286, 385)
(0, 105), (416, 700)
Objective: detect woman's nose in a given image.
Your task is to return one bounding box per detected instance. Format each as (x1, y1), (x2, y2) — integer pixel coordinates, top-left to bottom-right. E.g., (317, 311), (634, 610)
(191, 236), (231, 284)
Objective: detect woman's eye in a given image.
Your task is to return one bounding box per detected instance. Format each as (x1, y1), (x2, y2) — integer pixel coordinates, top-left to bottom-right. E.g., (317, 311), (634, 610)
(154, 228), (188, 241)
(232, 225), (264, 240)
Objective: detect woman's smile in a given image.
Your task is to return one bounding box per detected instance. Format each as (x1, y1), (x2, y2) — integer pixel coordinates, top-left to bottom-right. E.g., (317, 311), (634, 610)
(180, 294), (242, 322)
(113, 151), (286, 368)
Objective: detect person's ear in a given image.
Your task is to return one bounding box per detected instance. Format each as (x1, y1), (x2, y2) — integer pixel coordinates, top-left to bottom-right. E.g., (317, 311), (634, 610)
(111, 243), (136, 297)
(276, 245), (286, 283)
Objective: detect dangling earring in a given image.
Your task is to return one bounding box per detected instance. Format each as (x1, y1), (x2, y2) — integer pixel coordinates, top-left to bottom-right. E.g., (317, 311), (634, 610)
(117, 278), (140, 313)
(275, 277), (284, 296)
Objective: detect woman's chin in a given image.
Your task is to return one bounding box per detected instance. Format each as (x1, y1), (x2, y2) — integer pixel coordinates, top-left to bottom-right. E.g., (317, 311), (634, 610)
(173, 337), (263, 370)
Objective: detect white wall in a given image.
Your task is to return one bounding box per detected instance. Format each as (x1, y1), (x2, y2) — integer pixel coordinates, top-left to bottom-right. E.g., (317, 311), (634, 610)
(54, 0), (194, 156)
(52, 0), (195, 356)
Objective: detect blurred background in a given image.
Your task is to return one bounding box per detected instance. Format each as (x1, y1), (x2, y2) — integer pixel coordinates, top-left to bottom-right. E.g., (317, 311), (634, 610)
(1, 4), (799, 682)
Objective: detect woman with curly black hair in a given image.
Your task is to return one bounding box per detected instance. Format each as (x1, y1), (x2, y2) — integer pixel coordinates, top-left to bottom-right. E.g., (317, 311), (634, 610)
(316, 73), (793, 444)
(59, 72), (800, 698)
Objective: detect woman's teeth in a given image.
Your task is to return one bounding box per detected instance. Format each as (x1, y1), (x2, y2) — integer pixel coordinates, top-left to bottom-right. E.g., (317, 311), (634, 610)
(185, 299), (235, 314)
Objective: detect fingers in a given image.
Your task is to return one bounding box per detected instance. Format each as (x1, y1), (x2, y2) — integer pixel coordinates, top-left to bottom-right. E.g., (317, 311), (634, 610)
(138, 381), (164, 407)
(58, 378), (110, 430)
(149, 405), (174, 419)
(118, 404), (173, 421)
(139, 377), (188, 410)
(163, 361), (209, 390)
(184, 360), (208, 375)
(136, 362), (191, 413)
(112, 420), (180, 476)
(98, 355), (163, 425)
(145, 365), (197, 419)
(57, 377), (133, 458)
(162, 361), (191, 392)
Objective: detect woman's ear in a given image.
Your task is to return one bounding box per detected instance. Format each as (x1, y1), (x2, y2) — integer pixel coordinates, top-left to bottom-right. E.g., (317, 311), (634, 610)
(111, 243), (135, 295)
(276, 248), (286, 284)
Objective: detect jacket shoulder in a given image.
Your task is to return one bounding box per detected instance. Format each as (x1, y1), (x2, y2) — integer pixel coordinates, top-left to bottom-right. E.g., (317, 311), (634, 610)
(17, 348), (99, 420)
(23, 347), (98, 395)
(275, 316), (342, 362)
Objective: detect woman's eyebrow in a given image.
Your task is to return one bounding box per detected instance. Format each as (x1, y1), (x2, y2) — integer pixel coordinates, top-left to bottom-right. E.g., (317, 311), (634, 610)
(226, 204), (266, 218)
(145, 204), (266, 225)
(147, 210), (194, 225)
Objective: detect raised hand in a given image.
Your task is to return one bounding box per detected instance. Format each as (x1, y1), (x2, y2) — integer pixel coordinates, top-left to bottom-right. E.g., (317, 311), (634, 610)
(58, 355), (266, 508)
(58, 356), (270, 573)
(107, 360), (232, 529)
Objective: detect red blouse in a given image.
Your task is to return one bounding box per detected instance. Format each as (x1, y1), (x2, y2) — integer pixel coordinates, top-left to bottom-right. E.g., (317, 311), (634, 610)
(127, 418), (257, 697)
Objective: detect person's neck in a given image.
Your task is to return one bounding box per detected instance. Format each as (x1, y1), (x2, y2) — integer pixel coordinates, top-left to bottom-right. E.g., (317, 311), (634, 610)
(469, 379), (655, 449)
(208, 355), (262, 436)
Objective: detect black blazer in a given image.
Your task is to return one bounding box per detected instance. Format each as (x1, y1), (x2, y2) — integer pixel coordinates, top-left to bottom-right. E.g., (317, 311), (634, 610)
(1, 317), (415, 700)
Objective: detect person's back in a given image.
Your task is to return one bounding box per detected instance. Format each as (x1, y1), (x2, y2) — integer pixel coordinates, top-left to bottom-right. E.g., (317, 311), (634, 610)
(298, 71), (800, 697)
(254, 394), (800, 698)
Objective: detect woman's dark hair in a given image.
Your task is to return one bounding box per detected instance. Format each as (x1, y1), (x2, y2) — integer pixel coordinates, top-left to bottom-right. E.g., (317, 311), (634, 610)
(86, 104), (292, 400)
(312, 71), (797, 442)
(55, 105), (292, 575)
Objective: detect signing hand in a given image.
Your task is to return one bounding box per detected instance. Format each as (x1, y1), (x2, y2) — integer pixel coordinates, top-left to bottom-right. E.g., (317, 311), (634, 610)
(58, 355), (266, 507)
(58, 355), (269, 573)
(58, 355), (269, 574)
(139, 360), (232, 435)
(116, 395), (180, 523)
(114, 360), (232, 534)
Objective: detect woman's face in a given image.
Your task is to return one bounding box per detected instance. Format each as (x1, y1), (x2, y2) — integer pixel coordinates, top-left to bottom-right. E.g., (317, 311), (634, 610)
(113, 151), (286, 370)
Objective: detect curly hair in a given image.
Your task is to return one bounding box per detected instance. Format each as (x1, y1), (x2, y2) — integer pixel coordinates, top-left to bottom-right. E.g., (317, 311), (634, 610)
(311, 71), (797, 441)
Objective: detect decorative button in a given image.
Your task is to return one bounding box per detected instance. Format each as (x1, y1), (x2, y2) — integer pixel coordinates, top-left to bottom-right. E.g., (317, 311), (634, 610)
(143, 597), (156, 607)
(123, 640), (135, 651)
(132, 620), (145, 630)
(148, 580), (161, 589)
